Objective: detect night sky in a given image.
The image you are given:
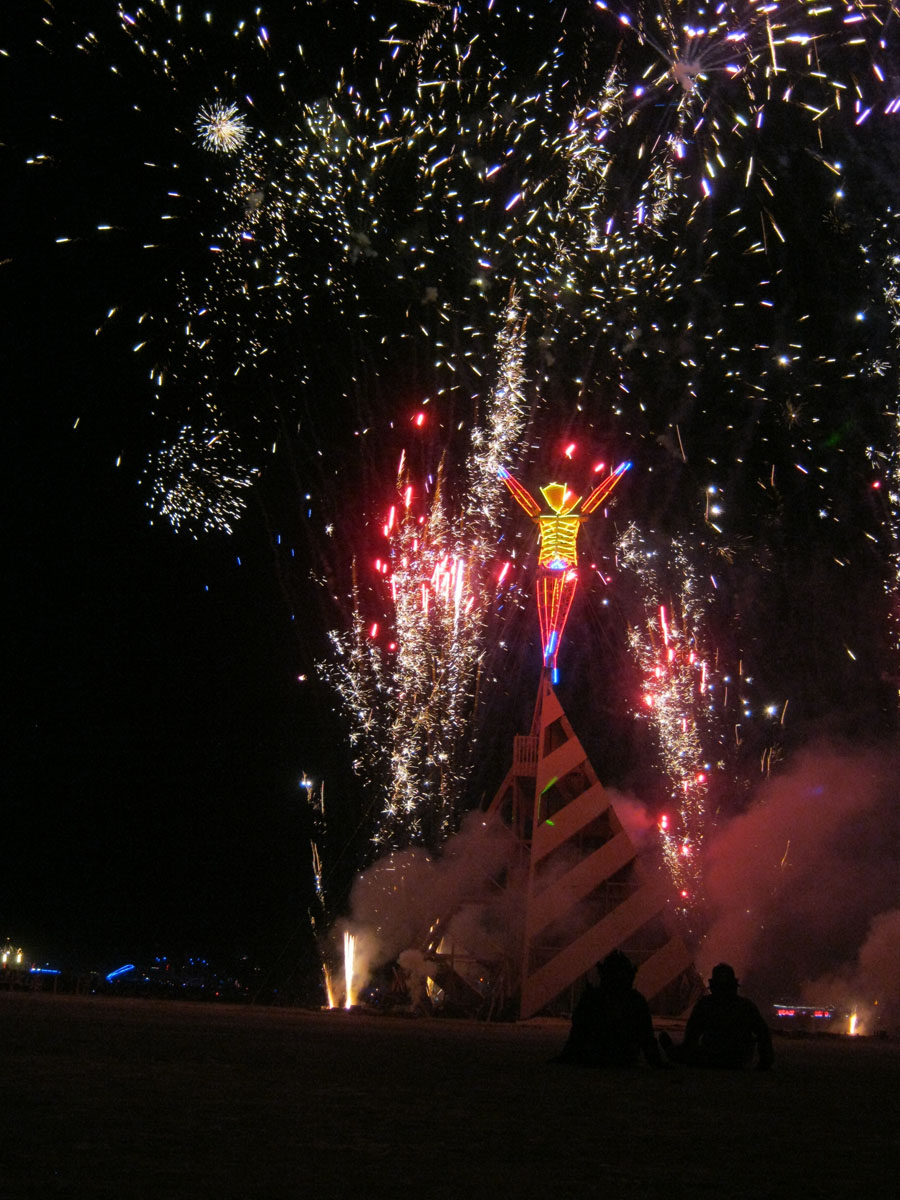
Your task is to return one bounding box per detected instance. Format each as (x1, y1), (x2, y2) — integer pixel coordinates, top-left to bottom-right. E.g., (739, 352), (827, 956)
(7, 262), (332, 972)
(5, 1), (900, 997)
(6, 16), (334, 973)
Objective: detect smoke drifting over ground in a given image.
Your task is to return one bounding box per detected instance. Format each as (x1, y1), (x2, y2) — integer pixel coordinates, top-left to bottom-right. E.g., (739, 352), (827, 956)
(342, 812), (523, 992)
(700, 740), (900, 1031)
(337, 743), (898, 1032)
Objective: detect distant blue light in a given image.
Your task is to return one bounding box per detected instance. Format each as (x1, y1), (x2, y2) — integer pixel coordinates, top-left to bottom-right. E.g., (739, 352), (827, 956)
(30, 967), (61, 975)
(106, 964), (136, 982)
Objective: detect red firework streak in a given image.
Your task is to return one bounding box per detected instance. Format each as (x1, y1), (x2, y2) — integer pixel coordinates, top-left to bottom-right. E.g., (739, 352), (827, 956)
(499, 461), (631, 679)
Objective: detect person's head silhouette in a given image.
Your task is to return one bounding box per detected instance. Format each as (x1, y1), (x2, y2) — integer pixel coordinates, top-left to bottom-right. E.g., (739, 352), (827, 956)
(708, 962), (740, 996)
(598, 950), (637, 992)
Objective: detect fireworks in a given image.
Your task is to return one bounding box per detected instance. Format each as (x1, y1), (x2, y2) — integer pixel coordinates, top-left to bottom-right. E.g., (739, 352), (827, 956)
(618, 526), (716, 918)
(145, 425), (259, 536)
(594, 0), (898, 213)
(22, 2), (900, 927)
(320, 294), (532, 852)
(864, 210), (900, 694)
(195, 101), (250, 154)
(343, 930), (357, 1009)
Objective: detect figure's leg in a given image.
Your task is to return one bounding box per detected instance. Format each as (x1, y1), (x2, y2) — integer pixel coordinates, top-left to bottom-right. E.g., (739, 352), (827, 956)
(537, 569), (578, 676)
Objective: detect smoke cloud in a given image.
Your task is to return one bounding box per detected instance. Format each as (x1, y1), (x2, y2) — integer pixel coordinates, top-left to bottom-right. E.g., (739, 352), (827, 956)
(699, 740), (900, 1031)
(605, 787), (658, 850)
(335, 742), (899, 1031)
(801, 908), (900, 1034)
(345, 811), (522, 988)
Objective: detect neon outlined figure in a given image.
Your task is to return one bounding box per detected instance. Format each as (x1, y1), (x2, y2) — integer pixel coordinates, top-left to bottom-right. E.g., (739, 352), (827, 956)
(499, 461), (631, 679)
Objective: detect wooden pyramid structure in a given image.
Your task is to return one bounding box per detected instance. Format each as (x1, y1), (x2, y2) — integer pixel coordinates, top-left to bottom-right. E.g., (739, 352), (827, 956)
(487, 674), (696, 1019)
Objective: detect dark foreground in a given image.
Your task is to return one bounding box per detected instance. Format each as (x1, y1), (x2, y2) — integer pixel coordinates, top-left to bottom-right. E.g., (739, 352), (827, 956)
(2, 993), (897, 1199)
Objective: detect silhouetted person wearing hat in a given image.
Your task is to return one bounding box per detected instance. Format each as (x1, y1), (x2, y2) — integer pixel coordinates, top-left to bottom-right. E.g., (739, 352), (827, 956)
(660, 963), (774, 1070)
(556, 950), (663, 1067)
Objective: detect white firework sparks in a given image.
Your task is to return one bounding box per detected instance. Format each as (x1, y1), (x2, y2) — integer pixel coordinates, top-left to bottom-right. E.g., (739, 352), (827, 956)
(146, 424), (259, 536)
(195, 101), (250, 154)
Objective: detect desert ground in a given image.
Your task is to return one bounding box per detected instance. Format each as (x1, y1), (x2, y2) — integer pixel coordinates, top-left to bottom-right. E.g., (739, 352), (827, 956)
(1, 991), (897, 1199)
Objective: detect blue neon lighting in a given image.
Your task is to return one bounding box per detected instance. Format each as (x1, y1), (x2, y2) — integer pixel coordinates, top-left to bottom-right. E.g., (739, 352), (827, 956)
(106, 964), (136, 982)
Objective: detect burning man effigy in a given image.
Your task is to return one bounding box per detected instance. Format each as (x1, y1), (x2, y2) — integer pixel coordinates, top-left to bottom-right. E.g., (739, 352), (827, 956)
(499, 460), (630, 678)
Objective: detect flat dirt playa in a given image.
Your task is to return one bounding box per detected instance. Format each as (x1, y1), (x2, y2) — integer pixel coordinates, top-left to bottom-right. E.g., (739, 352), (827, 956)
(2, 992), (897, 1199)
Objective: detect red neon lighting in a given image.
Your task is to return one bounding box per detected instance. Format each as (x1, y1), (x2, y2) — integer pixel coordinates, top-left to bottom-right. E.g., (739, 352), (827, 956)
(581, 464), (629, 515)
(501, 462), (630, 671)
(500, 471), (541, 517)
(535, 570), (578, 670)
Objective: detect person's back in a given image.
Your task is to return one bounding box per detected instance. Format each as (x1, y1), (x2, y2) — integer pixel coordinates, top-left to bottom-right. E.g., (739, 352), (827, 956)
(662, 963), (773, 1070)
(556, 950), (662, 1067)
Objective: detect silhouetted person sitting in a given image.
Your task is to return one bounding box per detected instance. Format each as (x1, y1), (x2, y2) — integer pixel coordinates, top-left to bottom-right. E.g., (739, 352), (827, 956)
(660, 963), (774, 1070)
(556, 950), (663, 1067)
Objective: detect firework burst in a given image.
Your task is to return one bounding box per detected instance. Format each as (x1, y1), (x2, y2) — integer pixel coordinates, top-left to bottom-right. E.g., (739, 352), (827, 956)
(595, 0), (899, 216)
(618, 525), (717, 924)
(322, 296), (530, 852)
(22, 1), (900, 911)
(195, 101), (250, 154)
(145, 424), (259, 536)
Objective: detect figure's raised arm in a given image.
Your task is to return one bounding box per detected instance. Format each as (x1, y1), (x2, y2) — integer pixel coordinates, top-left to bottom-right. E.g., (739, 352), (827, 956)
(581, 460), (632, 515)
(499, 466), (541, 517)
